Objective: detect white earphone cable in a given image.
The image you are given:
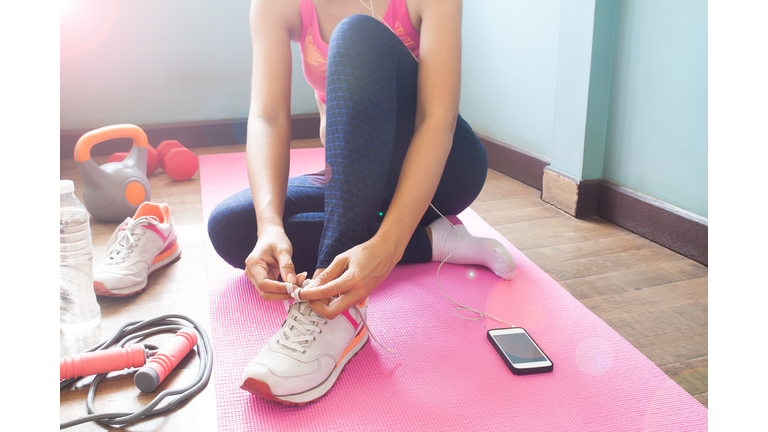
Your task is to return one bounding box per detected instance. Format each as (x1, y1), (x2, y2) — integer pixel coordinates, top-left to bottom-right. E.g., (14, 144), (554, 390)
(429, 203), (515, 328)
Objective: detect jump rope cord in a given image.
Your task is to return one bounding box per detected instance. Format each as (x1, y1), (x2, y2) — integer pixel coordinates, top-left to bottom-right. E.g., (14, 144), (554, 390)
(59, 314), (213, 430)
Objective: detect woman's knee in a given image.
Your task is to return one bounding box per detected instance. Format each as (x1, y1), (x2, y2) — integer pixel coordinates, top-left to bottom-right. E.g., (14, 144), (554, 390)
(206, 190), (257, 269)
(332, 14), (389, 42)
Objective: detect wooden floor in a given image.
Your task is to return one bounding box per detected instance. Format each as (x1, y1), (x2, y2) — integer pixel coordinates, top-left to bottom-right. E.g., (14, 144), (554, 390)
(59, 139), (707, 430)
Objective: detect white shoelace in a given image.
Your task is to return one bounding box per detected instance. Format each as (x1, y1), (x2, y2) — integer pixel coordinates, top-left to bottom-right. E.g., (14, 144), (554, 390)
(283, 281), (398, 354)
(99, 216), (160, 265)
(277, 302), (328, 353)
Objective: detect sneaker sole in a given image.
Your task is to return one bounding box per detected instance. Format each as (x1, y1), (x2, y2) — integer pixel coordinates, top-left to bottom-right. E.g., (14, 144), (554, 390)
(241, 328), (369, 406)
(94, 246), (182, 297)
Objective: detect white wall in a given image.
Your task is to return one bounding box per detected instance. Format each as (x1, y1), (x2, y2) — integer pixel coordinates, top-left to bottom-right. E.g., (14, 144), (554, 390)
(60, 0), (317, 131)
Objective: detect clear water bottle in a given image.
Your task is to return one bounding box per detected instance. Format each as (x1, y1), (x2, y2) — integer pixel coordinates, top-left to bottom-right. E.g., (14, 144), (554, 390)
(60, 180), (101, 333)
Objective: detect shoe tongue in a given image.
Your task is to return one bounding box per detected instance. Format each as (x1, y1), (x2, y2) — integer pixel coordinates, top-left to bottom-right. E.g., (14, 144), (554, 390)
(297, 301), (314, 316)
(110, 217), (142, 258)
(292, 302), (316, 328)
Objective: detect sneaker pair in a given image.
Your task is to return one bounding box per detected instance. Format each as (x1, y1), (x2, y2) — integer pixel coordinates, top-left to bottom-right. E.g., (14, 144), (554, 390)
(93, 202), (181, 297)
(241, 291), (369, 406)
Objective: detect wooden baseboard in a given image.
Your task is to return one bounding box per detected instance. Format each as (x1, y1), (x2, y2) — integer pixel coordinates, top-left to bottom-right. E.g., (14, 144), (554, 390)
(541, 167), (602, 218)
(483, 140), (707, 266)
(475, 133), (550, 191)
(597, 181), (708, 266)
(59, 113), (321, 159)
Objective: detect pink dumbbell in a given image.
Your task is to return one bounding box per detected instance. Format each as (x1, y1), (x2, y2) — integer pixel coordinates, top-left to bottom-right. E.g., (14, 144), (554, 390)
(156, 140), (198, 182)
(107, 145), (159, 176)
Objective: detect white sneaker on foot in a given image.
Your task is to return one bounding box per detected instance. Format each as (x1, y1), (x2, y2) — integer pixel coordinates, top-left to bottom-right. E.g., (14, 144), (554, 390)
(241, 298), (369, 405)
(93, 202), (181, 297)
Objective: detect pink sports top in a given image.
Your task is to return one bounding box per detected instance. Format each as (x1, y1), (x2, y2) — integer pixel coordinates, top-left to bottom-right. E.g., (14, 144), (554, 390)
(299, 0), (421, 105)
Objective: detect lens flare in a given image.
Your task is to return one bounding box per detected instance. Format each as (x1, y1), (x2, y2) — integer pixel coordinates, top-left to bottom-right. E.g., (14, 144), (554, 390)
(60, 0), (118, 58)
(60, 0), (73, 13)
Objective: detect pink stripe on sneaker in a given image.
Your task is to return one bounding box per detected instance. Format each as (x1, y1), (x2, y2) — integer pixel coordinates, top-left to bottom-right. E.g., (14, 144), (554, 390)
(159, 237), (177, 254)
(340, 310), (359, 331)
(144, 224), (168, 242)
(445, 215), (463, 225)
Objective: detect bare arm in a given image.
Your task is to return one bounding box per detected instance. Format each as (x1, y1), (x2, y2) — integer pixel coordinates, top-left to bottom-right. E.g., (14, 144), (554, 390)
(375, 0), (462, 258)
(302, 0), (464, 317)
(243, 0), (301, 299)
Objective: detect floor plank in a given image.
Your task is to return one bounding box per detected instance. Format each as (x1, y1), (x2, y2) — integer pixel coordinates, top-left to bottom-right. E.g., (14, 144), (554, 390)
(629, 326), (708, 368)
(578, 278), (707, 321)
(661, 356), (708, 397)
(493, 216), (630, 252)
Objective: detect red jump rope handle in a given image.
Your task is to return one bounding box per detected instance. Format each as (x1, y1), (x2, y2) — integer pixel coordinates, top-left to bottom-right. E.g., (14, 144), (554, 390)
(60, 344), (148, 381)
(134, 328), (198, 393)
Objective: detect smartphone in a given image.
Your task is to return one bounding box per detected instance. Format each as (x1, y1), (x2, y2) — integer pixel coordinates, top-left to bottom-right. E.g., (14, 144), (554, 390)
(487, 327), (553, 375)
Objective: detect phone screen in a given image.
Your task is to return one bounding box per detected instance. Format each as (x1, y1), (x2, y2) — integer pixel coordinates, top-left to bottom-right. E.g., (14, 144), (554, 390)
(493, 332), (548, 364)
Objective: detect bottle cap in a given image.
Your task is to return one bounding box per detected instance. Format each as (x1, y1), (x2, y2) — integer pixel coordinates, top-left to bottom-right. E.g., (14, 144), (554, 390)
(60, 180), (75, 194)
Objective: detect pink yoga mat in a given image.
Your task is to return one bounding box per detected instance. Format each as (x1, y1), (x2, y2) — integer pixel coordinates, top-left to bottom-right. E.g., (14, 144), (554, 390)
(200, 150), (707, 432)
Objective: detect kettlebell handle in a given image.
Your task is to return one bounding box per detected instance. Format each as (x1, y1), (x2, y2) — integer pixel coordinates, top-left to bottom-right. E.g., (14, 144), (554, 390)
(74, 124), (149, 163)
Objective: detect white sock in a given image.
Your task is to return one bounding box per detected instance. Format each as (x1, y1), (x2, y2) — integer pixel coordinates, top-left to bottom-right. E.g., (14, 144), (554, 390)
(429, 216), (515, 280)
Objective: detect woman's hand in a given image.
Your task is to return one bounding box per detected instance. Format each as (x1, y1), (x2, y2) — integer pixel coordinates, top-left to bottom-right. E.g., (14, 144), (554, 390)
(299, 236), (401, 319)
(245, 227), (303, 301)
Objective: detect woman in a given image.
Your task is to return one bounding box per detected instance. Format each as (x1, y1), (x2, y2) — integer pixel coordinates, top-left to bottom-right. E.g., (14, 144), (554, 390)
(208, 0), (514, 405)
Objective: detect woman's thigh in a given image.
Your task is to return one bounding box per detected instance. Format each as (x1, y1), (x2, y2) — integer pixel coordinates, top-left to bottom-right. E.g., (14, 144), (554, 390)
(207, 173), (327, 270)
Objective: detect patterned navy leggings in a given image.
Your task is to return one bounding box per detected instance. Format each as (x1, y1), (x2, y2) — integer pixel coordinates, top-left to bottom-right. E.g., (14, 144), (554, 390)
(207, 14), (487, 274)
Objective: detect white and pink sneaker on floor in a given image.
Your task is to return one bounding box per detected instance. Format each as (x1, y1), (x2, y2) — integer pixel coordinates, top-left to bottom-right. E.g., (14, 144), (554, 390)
(93, 202), (181, 297)
(241, 294), (369, 406)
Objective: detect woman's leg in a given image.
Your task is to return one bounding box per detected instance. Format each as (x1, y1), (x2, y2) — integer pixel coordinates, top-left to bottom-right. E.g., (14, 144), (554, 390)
(207, 173), (327, 274)
(318, 14), (489, 268)
(210, 15), (505, 277)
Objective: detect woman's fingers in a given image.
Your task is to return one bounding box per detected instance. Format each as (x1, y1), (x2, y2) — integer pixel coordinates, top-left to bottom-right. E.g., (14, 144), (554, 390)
(247, 261), (293, 300)
(295, 271), (308, 286)
(278, 249), (297, 285)
(308, 293), (359, 319)
(243, 231), (300, 301)
(299, 258), (349, 301)
(298, 276), (349, 302)
(312, 257), (347, 287)
(311, 267), (325, 280)
(258, 291), (293, 301)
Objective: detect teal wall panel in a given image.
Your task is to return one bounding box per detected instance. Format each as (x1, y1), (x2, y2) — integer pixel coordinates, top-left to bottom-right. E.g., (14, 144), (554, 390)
(602, 0), (708, 217)
(549, 0), (596, 179)
(459, 0), (561, 159)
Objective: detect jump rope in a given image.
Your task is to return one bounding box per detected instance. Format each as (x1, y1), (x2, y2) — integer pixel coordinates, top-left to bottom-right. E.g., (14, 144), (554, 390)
(59, 315), (212, 429)
(60, 3), (511, 427)
(284, 1), (516, 355)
